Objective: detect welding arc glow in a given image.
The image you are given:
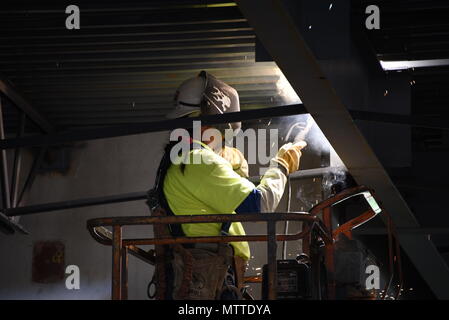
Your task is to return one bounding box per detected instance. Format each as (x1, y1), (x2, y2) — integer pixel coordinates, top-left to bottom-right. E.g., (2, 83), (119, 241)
(284, 115), (314, 144)
(285, 122), (305, 142)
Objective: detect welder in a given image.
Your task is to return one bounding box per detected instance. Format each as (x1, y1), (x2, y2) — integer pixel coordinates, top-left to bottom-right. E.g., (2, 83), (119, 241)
(152, 70), (306, 300)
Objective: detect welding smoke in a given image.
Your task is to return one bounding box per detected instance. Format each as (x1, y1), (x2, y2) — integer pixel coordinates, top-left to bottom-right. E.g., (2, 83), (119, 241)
(322, 166), (350, 195)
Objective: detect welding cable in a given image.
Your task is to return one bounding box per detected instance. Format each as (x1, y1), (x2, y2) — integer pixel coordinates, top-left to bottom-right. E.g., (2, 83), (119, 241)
(285, 122), (305, 142)
(282, 176), (292, 260)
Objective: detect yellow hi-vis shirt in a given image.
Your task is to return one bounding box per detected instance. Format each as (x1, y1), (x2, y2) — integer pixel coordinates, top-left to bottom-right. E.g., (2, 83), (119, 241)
(163, 141), (255, 260)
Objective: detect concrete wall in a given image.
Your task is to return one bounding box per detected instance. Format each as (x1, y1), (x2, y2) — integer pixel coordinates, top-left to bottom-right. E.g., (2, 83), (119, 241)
(0, 131), (168, 299)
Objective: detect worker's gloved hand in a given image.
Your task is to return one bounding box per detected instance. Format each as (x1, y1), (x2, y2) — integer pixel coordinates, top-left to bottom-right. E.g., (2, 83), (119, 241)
(271, 141), (307, 175)
(218, 146), (249, 178)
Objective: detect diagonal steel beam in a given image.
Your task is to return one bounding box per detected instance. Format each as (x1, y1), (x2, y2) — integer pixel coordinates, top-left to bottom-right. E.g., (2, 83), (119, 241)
(236, 0), (449, 299)
(0, 79), (54, 133)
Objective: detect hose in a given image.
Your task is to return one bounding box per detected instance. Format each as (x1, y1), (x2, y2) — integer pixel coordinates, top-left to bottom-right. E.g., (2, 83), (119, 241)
(282, 176), (292, 260)
(281, 117), (313, 260)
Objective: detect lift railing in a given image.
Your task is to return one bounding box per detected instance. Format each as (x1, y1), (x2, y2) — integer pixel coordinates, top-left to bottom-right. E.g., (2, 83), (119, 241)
(86, 185), (402, 300)
(87, 212), (332, 300)
(307, 185), (403, 300)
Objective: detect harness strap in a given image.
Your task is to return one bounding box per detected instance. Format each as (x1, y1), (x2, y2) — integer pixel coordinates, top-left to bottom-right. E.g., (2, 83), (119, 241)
(147, 140), (235, 299)
(154, 140), (231, 236)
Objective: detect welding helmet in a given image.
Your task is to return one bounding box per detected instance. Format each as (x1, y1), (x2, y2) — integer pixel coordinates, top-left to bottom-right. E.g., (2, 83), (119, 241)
(167, 71), (241, 132)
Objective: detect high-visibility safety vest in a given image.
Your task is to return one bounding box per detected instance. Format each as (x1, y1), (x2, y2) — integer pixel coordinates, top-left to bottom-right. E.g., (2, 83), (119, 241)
(163, 141), (255, 261)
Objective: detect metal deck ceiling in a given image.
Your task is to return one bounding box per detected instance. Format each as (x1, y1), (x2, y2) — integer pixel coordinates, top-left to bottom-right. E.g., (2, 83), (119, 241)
(355, 0), (449, 151)
(359, 0), (449, 61)
(0, 1), (288, 133)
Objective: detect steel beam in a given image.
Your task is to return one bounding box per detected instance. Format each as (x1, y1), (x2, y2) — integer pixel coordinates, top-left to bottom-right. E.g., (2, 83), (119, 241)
(17, 147), (46, 206)
(0, 101), (441, 151)
(0, 211), (29, 235)
(10, 112), (26, 207)
(0, 101), (29, 234)
(0, 104), (307, 149)
(4, 191), (148, 217)
(354, 227), (449, 236)
(350, 110), (449, 131)
(4, 167), (335, 217)
(236, 0), (449, 299)
(0, 80), (54, 133)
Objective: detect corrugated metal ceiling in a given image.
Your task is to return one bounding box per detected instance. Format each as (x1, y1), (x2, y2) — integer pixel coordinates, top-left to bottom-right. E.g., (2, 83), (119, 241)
(356, 0), (449, 151)
(359, 0), (449, 61)
(0, 1), (290, 133)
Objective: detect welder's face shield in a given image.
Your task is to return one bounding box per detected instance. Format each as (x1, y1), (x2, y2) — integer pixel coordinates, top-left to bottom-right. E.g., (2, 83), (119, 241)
(200, 71), (241, 139)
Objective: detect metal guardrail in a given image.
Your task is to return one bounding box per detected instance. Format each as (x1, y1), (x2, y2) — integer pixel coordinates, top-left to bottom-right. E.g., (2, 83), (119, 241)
(87, 212), (332, 300)
(86, 185), (402, 300)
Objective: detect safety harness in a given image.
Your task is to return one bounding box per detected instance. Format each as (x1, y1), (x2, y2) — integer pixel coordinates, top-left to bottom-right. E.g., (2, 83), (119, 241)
(148, 140), (231, 236)
(146, 140), (237, 300)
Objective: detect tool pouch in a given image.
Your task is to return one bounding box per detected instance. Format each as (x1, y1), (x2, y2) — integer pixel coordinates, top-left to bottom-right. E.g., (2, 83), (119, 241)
(171, 244), (233, 300)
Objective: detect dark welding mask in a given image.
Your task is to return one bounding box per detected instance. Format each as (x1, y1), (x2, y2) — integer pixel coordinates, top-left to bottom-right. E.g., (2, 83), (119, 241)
(200, 71), (241, 133)
(167, 71), (241, 135)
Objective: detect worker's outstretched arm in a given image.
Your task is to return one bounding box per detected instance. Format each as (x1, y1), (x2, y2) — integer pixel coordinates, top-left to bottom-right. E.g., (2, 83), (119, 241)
(254, 166), (287, 213)
(232, 141), (306, 214)
(172, 142), (306, 215)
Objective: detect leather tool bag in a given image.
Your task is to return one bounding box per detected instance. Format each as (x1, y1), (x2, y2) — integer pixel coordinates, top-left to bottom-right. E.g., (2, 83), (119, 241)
(148, 191), (235, 300)
(171, 244), (233, 300)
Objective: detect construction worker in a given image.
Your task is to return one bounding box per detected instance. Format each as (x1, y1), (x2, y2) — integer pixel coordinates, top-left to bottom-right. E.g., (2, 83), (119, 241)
(153, 71), (306, 300)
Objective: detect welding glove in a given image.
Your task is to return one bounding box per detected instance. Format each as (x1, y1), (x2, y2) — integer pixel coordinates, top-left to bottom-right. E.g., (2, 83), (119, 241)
(218, 146), (249, 178)
(270, 141), (307, 175)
